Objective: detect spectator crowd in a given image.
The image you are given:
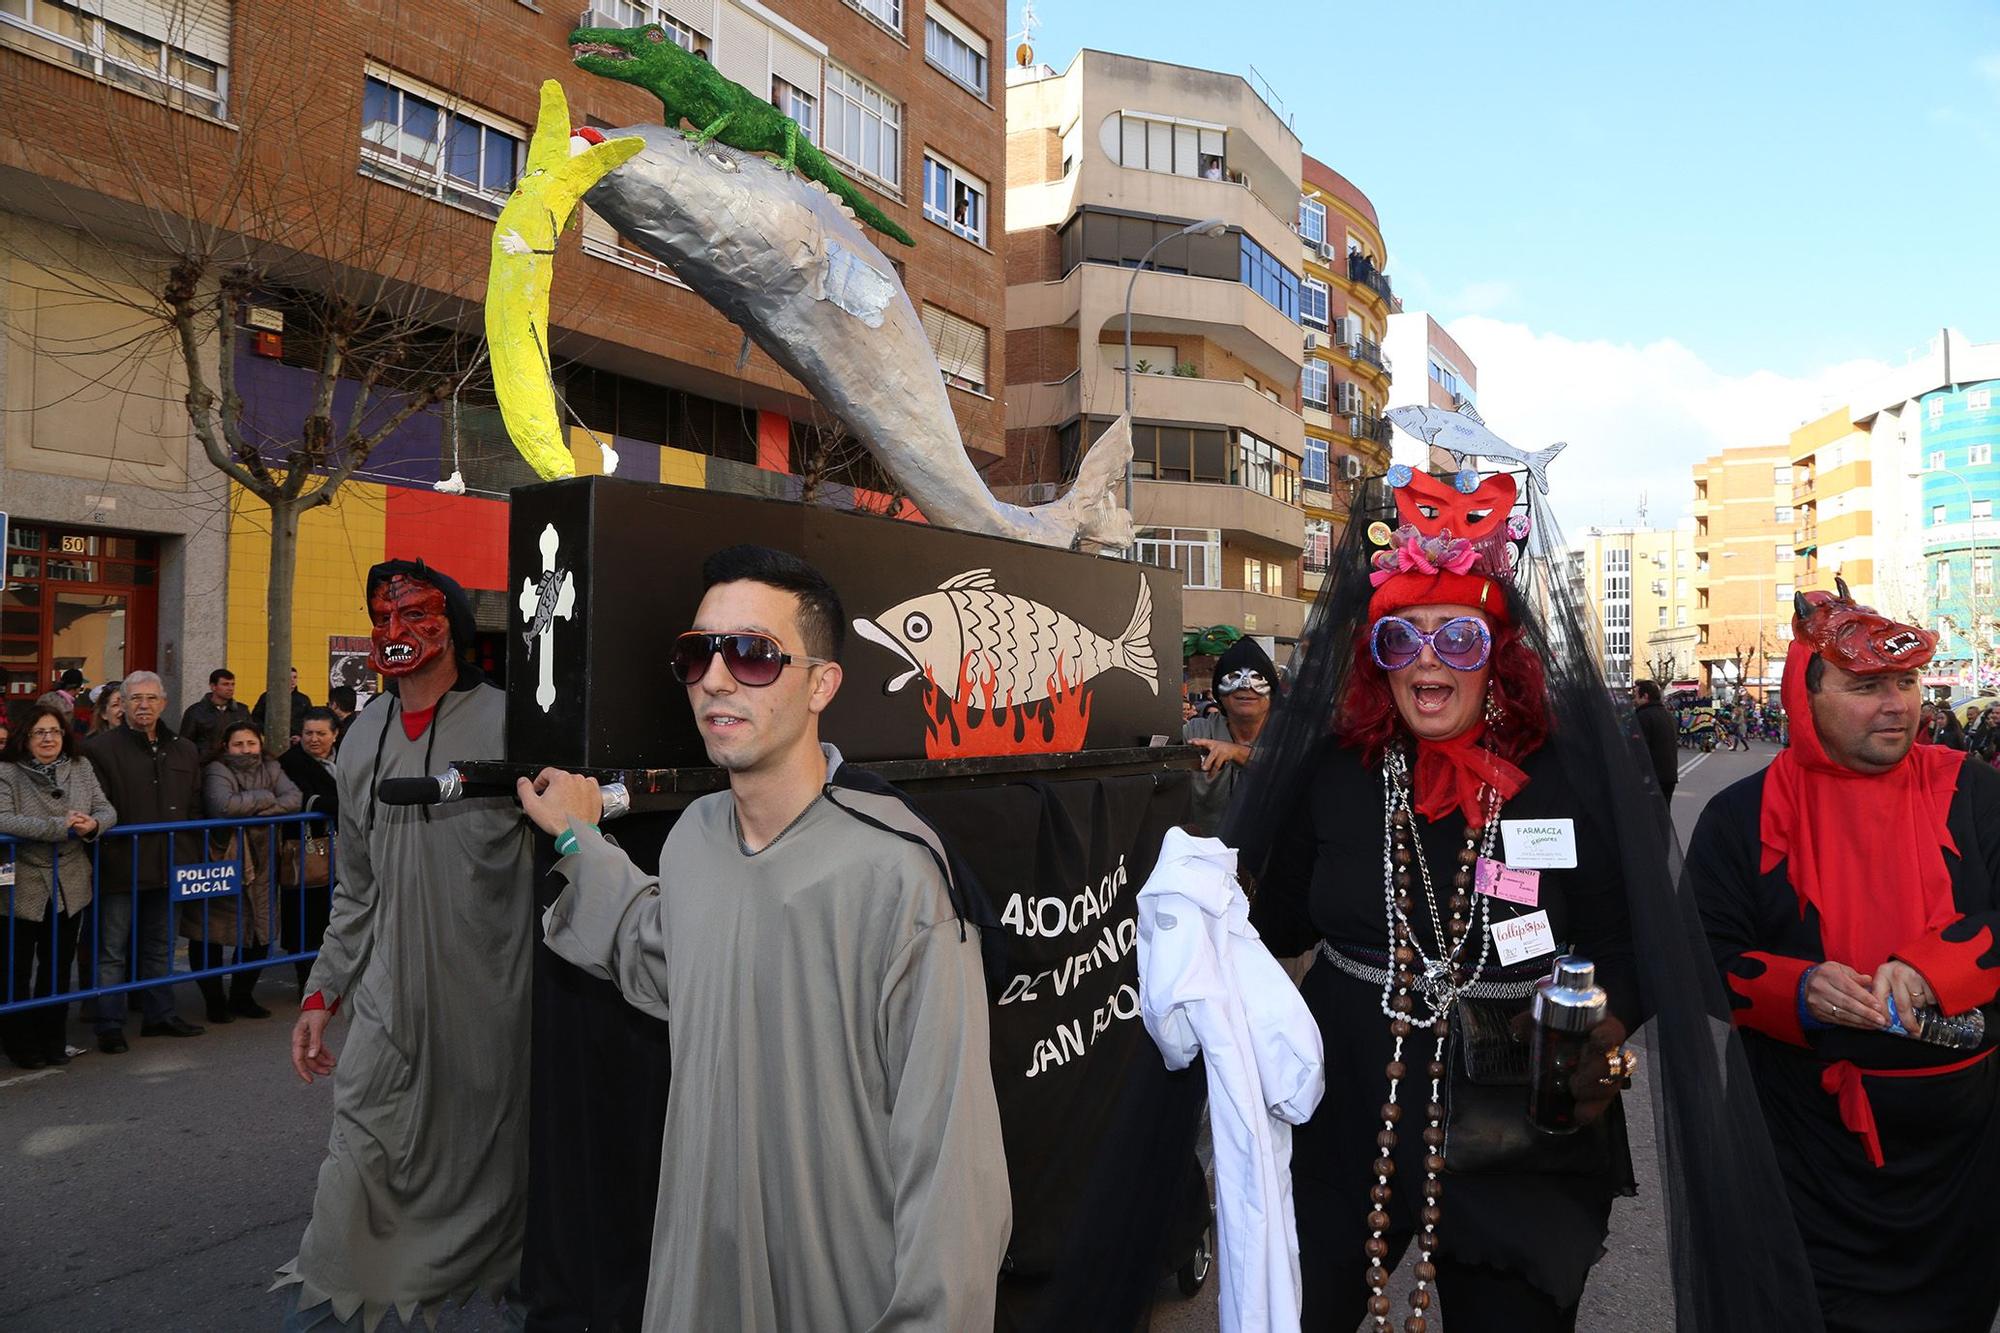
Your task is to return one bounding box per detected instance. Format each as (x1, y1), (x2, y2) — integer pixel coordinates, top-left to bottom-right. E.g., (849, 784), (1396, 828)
(0, 668), (349, 1069)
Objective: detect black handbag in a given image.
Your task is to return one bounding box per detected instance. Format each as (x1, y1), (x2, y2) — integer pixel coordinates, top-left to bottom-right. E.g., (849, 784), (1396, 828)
(1440, 997), (1612, 1176)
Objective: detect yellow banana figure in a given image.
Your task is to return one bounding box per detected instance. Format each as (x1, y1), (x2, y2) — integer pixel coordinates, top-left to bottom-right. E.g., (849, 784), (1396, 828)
(486, 80), (643, 480)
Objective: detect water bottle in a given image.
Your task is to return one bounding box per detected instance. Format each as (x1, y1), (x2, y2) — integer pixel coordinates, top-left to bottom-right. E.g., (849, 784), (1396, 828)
(1885, 995), (1988, 1051)
(1528, 955), (1608, 1134)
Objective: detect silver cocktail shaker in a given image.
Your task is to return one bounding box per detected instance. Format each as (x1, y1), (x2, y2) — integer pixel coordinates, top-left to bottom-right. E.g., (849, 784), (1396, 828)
(1528, 955), (1608, 1133)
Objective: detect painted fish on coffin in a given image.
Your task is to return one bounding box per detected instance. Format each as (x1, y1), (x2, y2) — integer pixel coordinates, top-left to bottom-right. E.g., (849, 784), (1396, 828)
(854, 570), (1160, 702)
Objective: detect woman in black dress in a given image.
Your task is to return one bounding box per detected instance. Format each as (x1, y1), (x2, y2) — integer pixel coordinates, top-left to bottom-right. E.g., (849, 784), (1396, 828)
(1230, 456), (1827, 1333)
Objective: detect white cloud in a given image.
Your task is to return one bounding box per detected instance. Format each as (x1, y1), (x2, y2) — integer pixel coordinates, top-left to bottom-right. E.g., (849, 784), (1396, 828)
(1436, 316), (1890, 533)
(1977, 52), (2000, 88)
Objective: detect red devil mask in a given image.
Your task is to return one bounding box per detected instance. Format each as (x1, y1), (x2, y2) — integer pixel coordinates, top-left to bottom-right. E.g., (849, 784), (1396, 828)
(1393, 468), (1518, 543)
(1792, 577), (1936, 676)
(369, 576), (453, 678)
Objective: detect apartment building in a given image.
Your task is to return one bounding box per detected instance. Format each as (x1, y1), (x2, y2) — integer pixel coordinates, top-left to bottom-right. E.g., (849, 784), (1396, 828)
(1297, 154), (1394, 596)
(1571, 522), (1701, 688)
(1692, 444), (1794, 698)
(0, 0), (1004, 707)
(1005, 49), (1393, 647)
(1384, 310), (1478, 472)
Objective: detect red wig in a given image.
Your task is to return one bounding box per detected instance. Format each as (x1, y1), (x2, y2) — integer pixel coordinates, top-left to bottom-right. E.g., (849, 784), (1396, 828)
(1334, 613), (1551, 766)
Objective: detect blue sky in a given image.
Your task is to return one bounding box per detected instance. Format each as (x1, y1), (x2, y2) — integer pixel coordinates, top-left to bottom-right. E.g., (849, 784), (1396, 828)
(1010, 1), (2000, 524)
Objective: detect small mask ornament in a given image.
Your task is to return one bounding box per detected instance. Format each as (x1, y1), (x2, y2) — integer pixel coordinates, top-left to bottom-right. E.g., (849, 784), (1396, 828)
(369, 575), (453, 678)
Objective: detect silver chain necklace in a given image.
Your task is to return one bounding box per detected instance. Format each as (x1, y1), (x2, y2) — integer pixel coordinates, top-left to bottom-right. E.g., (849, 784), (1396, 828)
(732, 790), (825, 857)
(1379, 746), (1500, 1025)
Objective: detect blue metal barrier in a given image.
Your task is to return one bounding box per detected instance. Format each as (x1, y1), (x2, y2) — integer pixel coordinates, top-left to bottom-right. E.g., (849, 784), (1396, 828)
(0, 812), (335, 1018)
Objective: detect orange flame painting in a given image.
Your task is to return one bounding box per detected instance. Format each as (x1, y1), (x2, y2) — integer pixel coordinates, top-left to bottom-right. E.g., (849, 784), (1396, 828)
(922, 652), (1092, 758)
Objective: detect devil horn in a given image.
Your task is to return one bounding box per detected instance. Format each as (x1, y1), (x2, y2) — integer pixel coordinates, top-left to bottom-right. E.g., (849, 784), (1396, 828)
(1793, 591), (1814, 624)
(1835, 574), (1852, 602)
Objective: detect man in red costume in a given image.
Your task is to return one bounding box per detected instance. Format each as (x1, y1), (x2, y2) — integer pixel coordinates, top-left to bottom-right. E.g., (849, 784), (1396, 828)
(1690, 578), (2000, 1333)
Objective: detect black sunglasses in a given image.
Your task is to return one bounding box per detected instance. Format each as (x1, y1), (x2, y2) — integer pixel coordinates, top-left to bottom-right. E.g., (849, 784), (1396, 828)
(670, 632), (829, 687)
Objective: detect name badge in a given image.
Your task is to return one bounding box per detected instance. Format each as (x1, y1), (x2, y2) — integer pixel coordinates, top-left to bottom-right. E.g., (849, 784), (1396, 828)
(1500, 819), (1578, 869)
(1473, 856), (1541, 906)
(1491, 909), (1557, 967)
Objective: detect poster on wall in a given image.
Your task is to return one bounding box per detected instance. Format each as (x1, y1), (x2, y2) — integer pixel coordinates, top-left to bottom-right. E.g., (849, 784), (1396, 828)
(328, 634), (377, 710)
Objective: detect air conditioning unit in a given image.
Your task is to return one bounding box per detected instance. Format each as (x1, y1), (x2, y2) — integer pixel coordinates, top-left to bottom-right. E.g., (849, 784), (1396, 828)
(1340, 317), (1362, 348)
(1317, 240), (1336, 261)
(1302, 331), (1318, 354)
(1337, 454), (1365, 481)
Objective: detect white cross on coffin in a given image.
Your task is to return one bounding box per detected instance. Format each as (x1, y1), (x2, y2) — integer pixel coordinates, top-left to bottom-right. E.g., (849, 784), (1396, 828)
(518, 522), (576, 714)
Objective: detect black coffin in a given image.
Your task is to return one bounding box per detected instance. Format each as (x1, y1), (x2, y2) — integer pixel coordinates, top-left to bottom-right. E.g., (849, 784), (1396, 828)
(506, 476), (1182, 768)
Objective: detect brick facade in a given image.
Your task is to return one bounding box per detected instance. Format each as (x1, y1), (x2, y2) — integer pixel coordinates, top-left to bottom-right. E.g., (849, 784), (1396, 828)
(0, 0), (1007, 703)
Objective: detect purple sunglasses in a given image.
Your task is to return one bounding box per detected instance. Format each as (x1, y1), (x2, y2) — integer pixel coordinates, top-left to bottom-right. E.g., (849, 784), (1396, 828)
(1369, 615), (1492, 672)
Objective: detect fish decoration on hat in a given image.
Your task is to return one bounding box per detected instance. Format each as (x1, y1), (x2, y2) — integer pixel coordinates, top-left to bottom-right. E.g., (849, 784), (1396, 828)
(1386, 402), (1566, 496)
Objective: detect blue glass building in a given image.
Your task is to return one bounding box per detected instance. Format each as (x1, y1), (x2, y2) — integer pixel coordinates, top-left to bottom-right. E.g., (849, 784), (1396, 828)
(1919, 380), (2000, 686)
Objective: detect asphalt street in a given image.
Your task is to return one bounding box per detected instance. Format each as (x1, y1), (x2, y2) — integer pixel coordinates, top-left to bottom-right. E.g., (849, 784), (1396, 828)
(0, 743), (1775, 1332)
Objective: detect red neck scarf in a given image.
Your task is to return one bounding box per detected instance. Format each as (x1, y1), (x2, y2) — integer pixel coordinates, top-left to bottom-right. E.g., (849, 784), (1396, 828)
(1412, 723), (1527, 829)
(1759, 641), (1964, 971)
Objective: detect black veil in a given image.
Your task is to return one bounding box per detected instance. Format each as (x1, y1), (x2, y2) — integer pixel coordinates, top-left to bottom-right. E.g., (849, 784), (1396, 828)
(1227, 470), (1824, 1332)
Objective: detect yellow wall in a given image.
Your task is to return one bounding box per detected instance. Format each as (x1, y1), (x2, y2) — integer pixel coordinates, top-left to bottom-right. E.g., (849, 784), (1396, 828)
(225, 481), (389, 705)
(660, 446), (707, 489)
(1788, 406), (1852, 461)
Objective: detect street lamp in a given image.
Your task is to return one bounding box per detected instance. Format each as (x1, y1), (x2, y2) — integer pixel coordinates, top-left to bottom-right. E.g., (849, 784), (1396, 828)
(1123, 218), (1229, 525)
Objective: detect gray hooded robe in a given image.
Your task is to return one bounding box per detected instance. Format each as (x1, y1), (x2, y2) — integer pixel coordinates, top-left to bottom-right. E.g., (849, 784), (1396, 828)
(274, 675), (534, 1329)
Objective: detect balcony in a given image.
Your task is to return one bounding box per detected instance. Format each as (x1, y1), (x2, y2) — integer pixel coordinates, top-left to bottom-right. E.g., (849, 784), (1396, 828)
(1133, 478), (1305, 552)
(1792, 478), (1815, 502)
(1006, 367), (1303, 451)
(1007, 263), (1305, 383)
(1347, 251), (1395, 305)
(1355, 337), (1390, 373)
(1350, 413), (1394, 447)
(1182, 586), (1309, 641)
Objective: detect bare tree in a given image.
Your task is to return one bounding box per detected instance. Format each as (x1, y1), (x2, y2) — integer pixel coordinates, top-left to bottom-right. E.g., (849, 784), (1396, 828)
(0, 3), (514, 745)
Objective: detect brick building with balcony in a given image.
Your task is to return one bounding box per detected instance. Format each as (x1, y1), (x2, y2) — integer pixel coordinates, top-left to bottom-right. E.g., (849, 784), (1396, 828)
(1, 0), (1004, 710)
(1691, 443), (1793, 699)
(1296, 154), (1395, 597)
(1004, 49), (1366, 649)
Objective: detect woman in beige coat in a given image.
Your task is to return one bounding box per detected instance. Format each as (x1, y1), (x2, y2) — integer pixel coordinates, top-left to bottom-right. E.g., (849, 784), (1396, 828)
(184, 721), (299, 1024)
(0, 703), (115, 1067)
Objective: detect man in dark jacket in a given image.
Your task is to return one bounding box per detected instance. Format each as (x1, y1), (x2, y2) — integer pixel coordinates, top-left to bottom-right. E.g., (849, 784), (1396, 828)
(83, 670), (206, 1052)
(278, 707), (341, 985)
(253, 666), (314, 750)
(1633, 679), (1680, 803)
(180, 668), (249, 758)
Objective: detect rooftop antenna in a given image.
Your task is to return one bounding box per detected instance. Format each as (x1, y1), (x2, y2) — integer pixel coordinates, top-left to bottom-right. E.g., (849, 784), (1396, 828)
(1011, 0), (1039, 66)
(1636, 490), (1649, 526)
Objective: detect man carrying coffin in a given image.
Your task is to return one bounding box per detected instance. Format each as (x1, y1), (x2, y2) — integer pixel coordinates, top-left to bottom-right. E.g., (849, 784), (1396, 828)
(277, 560), (535, 1330)
(520, 544), (1010, 1331)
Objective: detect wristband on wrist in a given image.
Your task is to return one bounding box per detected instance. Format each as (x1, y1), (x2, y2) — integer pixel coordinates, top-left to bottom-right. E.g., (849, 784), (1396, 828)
(554, 823), (597, 856)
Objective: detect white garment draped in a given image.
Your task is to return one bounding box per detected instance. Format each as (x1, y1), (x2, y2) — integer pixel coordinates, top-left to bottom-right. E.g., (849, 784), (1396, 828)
(1137, 829), (1325, 1333)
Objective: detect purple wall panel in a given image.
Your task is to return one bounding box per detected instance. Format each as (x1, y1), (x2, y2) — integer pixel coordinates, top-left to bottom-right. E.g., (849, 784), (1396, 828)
(234, 349), (442, 485)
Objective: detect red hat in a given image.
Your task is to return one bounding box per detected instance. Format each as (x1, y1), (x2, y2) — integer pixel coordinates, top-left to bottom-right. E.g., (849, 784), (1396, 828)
(1366, 468), (1520, 622)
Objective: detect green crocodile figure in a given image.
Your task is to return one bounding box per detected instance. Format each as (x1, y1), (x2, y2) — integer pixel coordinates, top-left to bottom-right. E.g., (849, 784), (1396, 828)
(569, 23), (916, 247)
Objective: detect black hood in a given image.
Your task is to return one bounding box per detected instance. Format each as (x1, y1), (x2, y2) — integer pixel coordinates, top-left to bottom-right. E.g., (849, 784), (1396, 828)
(1213, 636), (1280, 697)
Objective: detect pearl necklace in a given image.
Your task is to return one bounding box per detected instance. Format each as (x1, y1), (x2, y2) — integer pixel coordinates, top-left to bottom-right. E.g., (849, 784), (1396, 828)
(1364, 745), (1501, 1333)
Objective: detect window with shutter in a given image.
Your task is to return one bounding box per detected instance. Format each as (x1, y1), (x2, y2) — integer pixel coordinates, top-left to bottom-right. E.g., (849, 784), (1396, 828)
(3, 0), (232, 116)
(920, 304), (988, 394)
